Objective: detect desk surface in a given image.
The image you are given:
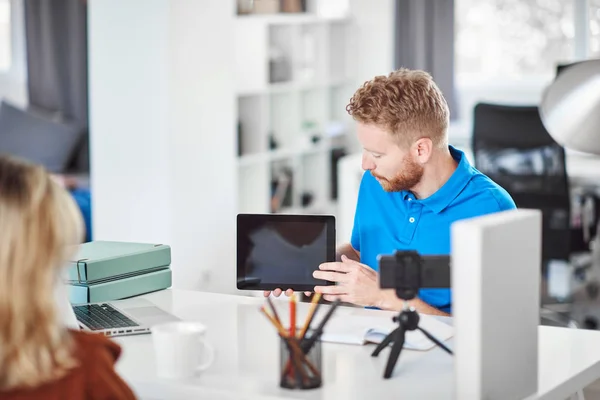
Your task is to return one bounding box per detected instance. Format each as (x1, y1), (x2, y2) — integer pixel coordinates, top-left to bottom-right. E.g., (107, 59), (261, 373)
(114, 289), (600, 400)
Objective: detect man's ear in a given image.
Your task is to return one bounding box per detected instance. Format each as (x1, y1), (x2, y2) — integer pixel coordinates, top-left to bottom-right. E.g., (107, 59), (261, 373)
(413, 138), (433, 163)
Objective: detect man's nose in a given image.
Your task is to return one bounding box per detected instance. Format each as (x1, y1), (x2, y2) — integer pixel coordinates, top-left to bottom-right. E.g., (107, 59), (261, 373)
(362, 153), (374, 171)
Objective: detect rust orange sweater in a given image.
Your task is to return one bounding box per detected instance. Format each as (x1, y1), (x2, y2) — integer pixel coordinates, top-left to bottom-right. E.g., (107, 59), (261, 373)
(0, 330), (137, 400)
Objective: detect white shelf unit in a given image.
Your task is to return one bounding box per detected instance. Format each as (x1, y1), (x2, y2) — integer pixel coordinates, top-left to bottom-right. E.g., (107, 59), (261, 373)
(235, 14), (359, 218)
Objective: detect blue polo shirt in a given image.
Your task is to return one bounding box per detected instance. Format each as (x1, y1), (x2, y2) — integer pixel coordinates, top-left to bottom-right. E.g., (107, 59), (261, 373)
(351, 146), (516, 313)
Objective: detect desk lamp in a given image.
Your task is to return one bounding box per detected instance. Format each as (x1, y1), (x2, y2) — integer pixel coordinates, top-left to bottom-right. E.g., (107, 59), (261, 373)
(540, 58), (600, 155)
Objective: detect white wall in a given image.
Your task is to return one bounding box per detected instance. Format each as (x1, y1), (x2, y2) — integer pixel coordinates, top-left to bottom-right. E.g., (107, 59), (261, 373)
(348, 0), (395, 84)
(0, 0), (27, 106)
(88, 0), (237, 295)
(450, 77), (552, 145)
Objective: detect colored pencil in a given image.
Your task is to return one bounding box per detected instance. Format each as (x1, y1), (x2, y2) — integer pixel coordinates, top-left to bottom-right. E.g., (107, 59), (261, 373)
(298, 293), (322, 339)
(289, 293), (296, 336)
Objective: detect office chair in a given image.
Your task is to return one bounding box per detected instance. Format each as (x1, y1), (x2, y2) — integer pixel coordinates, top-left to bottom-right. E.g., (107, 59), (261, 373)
(472, 102), (572, 267)
(470, 103), (592, 328)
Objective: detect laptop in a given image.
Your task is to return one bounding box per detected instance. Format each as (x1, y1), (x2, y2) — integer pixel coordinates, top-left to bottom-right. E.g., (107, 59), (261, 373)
(67, 297), (180, 337)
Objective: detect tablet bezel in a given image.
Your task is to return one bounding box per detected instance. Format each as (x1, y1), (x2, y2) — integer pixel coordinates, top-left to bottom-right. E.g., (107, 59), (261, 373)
(236, 213), (336, 292)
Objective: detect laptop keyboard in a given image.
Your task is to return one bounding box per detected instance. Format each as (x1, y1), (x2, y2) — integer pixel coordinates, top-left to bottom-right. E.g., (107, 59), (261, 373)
(73, 303), (140, 331)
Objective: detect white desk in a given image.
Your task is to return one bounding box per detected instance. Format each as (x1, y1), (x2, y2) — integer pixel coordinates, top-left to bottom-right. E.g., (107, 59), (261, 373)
(114, 289), (600, 400)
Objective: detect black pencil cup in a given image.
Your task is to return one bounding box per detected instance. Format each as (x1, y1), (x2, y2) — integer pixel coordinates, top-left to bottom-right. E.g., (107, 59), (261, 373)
(279, 329), (322, 389)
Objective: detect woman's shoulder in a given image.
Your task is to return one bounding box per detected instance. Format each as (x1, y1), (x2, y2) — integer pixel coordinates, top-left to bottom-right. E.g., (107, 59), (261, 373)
(70, 329), (123, 365)
(69, 330), (137, 399)
(0, 330), (133, 400)
(60, 331), (124, 390)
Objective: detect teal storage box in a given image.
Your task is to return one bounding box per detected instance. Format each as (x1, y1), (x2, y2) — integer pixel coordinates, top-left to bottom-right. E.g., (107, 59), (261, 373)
(67, 241), (171, 284)
(68, 268), (172, 304)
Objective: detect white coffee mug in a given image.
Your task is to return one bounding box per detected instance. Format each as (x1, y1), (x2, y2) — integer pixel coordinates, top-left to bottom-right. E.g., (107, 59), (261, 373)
(151, 321), (215, 379)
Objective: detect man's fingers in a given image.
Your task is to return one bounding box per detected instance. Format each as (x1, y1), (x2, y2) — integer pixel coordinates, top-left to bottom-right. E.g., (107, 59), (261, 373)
(323, 294), (349, 303)
(340, 254), (374, 270)
(313, 270), (348, 283)
(340, 254), (359, 264)
(269, 289), (302, 298)
(314, 285), (347, 295)
(319, 261), (351, 273)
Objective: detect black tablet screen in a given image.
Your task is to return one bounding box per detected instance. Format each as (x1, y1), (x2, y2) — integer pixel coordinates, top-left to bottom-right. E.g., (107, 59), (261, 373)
(236, 214), (335, 291)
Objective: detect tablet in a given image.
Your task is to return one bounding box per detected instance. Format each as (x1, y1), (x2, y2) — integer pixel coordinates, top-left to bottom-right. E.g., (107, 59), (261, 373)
(236, 213), (336, 291)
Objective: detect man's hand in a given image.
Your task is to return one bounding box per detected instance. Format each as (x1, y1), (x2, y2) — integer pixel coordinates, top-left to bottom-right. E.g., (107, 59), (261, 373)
(312, 255), (381, 306)
(263, 289), (312, 297)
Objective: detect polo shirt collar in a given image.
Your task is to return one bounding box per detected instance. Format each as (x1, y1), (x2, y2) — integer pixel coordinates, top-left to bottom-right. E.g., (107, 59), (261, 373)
(403, 145), (475, 214)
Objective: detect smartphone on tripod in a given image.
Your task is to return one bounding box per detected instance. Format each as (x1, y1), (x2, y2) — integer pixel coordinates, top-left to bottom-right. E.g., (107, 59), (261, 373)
(372, 250), (453, 379)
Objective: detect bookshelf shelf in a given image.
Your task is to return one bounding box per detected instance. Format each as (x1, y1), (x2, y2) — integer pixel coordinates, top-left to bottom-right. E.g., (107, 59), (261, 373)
(237, 140), (340, 167)
(237, 77), (355, 97)
(236, 13), (351, 25)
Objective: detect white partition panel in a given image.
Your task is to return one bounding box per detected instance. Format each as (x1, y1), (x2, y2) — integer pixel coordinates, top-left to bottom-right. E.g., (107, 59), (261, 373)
(88, 0), (237, 294)
(452, 209), (542, 400)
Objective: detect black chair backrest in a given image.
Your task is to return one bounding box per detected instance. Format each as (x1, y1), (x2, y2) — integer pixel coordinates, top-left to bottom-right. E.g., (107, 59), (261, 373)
(472, 102), (571, 262)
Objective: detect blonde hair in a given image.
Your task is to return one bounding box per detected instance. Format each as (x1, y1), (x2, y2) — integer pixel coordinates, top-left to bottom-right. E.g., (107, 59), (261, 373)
(346, 68), (450, 148)
(0, 154), (84, 390)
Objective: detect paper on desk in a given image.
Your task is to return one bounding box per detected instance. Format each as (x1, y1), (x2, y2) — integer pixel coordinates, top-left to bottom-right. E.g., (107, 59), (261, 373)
(318, 313), (453, 351)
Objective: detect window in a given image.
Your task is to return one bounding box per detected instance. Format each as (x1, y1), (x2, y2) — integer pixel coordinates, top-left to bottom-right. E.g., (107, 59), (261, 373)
(591, 0), (600, 57)
(455, 0), (575, 82)
(0, 0), (10, 71)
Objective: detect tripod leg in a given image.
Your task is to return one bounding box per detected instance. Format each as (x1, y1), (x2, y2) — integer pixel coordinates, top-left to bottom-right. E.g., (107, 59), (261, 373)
(417, 327), (453, 355)
(371, 327), (399, 357)
(383, 328), (405, 379)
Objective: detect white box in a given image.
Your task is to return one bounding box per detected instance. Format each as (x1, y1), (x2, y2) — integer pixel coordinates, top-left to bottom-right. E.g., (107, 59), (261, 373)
(452, 209), (542, 400)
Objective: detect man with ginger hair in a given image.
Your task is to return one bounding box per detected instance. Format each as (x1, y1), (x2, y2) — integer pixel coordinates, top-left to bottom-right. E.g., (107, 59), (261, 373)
(268, 68), (515, 316)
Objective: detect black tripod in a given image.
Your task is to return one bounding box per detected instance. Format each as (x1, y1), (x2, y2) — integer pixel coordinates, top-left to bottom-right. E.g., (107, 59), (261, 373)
(371, 301), (453, 379)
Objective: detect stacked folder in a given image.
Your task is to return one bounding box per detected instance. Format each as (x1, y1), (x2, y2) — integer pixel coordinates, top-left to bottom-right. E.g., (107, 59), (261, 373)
(66, 241), (172, 304)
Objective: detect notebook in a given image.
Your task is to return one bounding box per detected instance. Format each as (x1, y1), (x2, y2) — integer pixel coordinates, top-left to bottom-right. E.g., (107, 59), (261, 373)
(318, 312), (454, 351)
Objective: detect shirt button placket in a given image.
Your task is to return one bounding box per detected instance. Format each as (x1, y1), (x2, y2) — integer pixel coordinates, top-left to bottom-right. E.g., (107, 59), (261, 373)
(407, 196), (416, 224)
(404, 197), (421, 243)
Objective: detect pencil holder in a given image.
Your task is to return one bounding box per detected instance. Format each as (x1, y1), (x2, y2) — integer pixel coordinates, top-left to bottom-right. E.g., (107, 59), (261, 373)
(279, 329), (322, 390)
